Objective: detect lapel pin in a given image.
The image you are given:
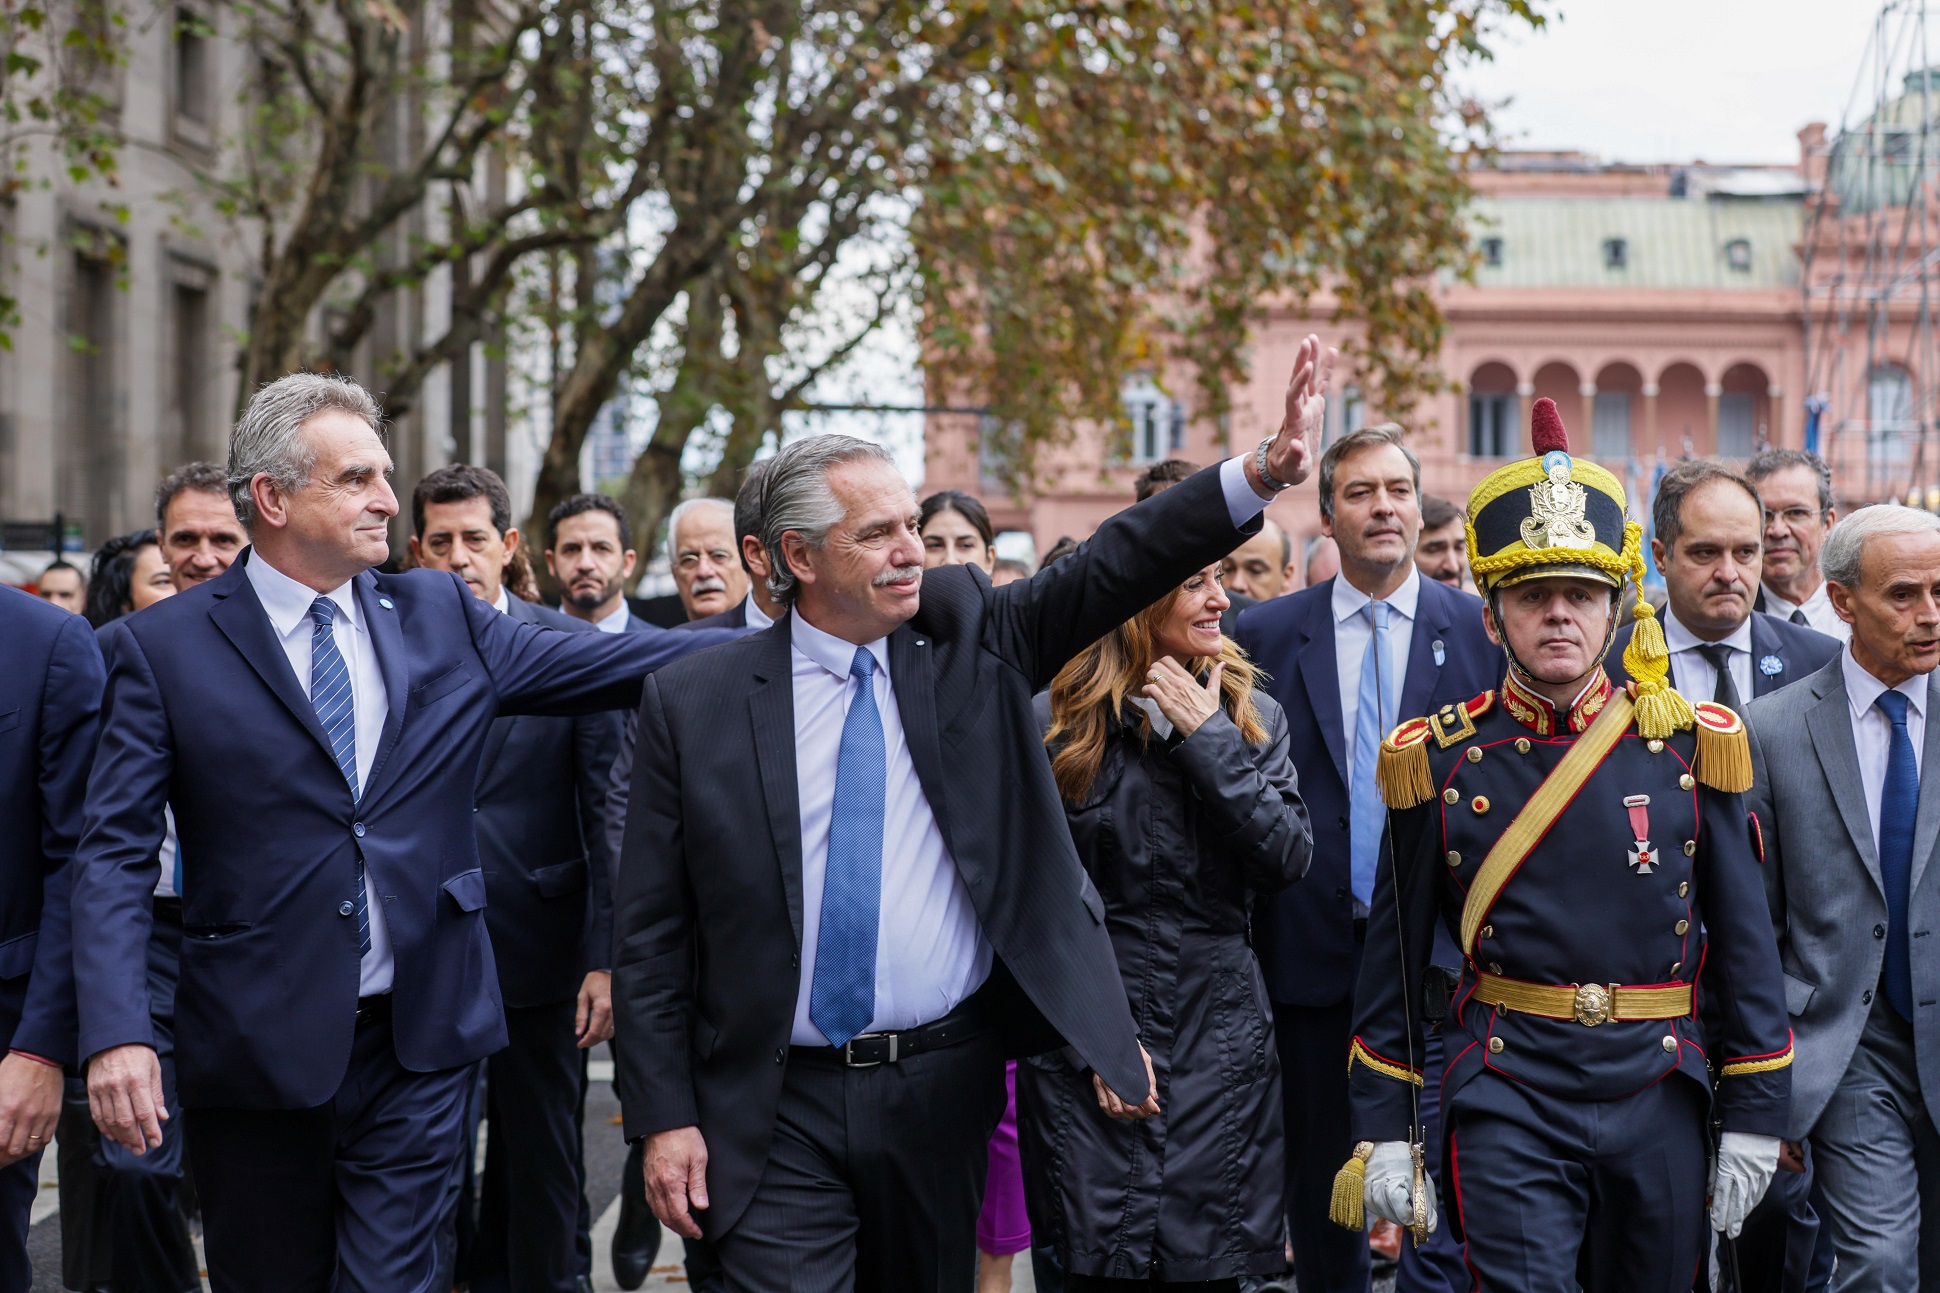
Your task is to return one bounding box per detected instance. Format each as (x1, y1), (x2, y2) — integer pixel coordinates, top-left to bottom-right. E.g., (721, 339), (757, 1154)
(1432, 639), (1445, 667)
(1758, 654), (1782, 677)
(377, 597), (394, 611)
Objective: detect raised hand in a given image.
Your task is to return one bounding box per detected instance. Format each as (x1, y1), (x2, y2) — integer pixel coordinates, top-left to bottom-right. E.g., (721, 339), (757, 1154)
(1251, 333), (1338, 495)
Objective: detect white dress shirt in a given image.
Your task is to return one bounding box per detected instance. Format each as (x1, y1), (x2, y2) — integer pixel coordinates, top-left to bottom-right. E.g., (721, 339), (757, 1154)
(1843, 645), (1928, 856)
(1665, 611), (1754, 706)
(741, 592), (774, 631)
(1333, 565), (1421, 773)
(1762, 580), (1851, 642)
(788, 611), (992, 1045)
(595, 601), (632, 634)
(244, 553), (396, 995)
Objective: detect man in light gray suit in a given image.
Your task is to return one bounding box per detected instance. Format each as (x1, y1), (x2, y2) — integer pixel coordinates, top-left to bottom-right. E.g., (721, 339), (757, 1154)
(1747, 503), (1940, 1291)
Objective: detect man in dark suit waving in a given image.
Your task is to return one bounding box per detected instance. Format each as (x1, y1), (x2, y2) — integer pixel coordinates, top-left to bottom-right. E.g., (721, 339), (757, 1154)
(72, 372), (740, 1293)
(1235, 424), (1497, 1293)
(613, 336), (1337, 1288)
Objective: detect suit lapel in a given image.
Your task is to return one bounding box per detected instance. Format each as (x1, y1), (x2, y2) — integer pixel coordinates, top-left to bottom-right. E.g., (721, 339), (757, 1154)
(357, 572), (410, 802)
(1749, 615), (1785, 700)
(749, 618), (806, 947)
(1298, 581), (1349, 791)
(1911, 675), (1940, 897)
(207, 558), (341, 772)
(1806, 672), (1884, 895)
(1400, 580), (1448, 720)
(889, 624), (955, 848)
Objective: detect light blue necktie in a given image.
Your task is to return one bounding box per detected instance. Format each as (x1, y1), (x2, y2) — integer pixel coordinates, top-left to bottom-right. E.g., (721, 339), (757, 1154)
(810, 648), (886, 1047)
(310, 598), (370, 957)
(1877, 689), (1918, 1021)
(1350, 600), (1395, 906)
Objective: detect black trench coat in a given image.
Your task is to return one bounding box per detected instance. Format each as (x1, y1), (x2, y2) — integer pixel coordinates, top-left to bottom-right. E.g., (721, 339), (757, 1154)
(1019, 688), (1312, 1281)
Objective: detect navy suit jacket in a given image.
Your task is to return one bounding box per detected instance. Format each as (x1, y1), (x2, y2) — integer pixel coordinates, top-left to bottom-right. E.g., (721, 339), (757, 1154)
(473, 595), (625, 1008)
(0, 588), (102, 1067)
(72, 551), (740, 1110)
(1236, 575), (1498, 1007)
(1611, 609), (1841, 703)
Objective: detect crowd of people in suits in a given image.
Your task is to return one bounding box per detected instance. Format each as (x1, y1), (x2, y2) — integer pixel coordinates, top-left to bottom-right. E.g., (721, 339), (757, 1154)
(0, 336), (1935, 1293)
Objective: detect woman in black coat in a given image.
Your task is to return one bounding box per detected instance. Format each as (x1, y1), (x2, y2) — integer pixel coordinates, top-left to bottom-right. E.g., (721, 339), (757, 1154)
(1020, 561), (1312, 1290)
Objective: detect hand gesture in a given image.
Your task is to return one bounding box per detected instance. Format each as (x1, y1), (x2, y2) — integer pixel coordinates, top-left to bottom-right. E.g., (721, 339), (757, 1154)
(1142, 657), (1224, 739)
(1252, 333), (1338, 495)
(645, 1125), (711, 1239)
(1093, 1044), (1161, 1121)
(87, 1043), (167, 1154)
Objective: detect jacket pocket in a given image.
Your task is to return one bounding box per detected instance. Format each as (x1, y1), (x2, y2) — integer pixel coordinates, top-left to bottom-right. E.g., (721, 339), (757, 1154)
(692, 1015), (718, 1062)
(0, 708), (18, 736)
(0, 930), (36, 979)
(442, 869), (488, 913)
(410, 665), (471, 709)
(182, 922), (253, 942)
(533, 856), (589, 899)
(1783, 972), (1817, 1017)
(1078, 877), (1106, 925)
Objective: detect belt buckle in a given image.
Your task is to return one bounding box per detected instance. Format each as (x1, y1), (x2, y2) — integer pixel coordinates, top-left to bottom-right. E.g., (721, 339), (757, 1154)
(841, 1033), (897, 1068)
(1572, 983), (1613, 1027)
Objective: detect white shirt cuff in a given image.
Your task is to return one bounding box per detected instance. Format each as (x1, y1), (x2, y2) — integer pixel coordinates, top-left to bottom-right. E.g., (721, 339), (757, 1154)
(1219, 454), (1271, 529)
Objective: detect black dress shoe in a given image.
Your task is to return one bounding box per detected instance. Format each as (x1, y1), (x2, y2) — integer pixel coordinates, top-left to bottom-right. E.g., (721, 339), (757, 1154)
(611, 1142), (661, 1291)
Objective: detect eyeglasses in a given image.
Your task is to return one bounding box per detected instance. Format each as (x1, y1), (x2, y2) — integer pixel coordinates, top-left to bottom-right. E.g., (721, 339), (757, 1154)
(1761, 507), (1824, 528)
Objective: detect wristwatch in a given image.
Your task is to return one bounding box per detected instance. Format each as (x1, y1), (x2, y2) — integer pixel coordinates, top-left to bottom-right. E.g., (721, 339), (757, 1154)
(1254, 435), (1294, 492)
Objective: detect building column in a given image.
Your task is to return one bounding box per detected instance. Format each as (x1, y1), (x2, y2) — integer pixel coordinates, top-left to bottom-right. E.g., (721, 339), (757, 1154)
(1705, 381), (1722, 455)
(1517, 382), (1534, 444)
(1580, 382), (1597, 446)
(1767, 384), (1785, 449)
(1642, 382), (1660, 458)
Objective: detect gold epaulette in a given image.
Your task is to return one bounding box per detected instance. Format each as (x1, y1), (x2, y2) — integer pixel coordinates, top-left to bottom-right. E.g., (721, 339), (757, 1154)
(1377, 718), (1435, 809)
(1689, 701), (1753, 794)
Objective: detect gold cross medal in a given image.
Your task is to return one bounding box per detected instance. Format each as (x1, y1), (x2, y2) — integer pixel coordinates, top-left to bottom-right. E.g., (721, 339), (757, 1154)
(1624, 794), (1654, 875)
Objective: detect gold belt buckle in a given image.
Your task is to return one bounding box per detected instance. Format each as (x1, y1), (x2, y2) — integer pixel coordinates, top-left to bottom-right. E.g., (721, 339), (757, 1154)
(1572, 983), (1613, 1027)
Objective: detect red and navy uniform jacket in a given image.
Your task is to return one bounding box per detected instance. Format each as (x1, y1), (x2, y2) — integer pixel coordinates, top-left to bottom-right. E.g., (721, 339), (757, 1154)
(1346, 669), (1792, 1151)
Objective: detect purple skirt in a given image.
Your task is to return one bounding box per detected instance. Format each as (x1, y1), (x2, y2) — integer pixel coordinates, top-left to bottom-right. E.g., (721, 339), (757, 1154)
(977, 1060), (1032, 1255)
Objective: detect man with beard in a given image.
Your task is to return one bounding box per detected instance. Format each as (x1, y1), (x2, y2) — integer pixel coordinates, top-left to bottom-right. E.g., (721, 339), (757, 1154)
(667, 499), (748, 623)
(546, 495), (644, 634)
(1415, 495), (1469, 590)
(1348, 399), (1789, 1292)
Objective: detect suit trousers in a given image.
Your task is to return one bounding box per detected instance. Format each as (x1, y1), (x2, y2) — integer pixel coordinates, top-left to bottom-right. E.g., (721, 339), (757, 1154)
(0, 1151), (36, 1293)
(1445, 1071), (1707, 1293)
(1810, 995), (1940, 1293)
(186, 1003), (473, 1293)
(714, 1032), (1008, 1292)
(1272, 998), (1370, 1293)
(470, 1000), (588, 1293)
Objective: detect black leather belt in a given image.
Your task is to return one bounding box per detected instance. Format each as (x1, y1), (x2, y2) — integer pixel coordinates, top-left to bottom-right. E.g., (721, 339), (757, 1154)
(354, 994), (393, 1028)
(790, 997), (987, 1070)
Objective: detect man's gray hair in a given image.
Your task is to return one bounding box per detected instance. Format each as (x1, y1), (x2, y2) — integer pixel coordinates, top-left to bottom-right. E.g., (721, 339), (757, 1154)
(228, 372), (385, 530)
(1821, 504), (1940, 588)
(1746, 448), (1834, 517)
(665, 497), (736, 557)
(759, 434), (900, 606)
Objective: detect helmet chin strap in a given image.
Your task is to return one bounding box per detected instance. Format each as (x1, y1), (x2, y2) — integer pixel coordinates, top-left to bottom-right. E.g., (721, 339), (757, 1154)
(1490, 586), (1625, 698)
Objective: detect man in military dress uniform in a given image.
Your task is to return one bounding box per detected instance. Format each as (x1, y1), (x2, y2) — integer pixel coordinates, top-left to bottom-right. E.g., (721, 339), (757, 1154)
(1340, 398), (1793, 1292)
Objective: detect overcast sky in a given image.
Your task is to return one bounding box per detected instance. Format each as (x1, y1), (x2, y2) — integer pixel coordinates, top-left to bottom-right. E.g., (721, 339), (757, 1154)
(1458, 0), (1899, 165)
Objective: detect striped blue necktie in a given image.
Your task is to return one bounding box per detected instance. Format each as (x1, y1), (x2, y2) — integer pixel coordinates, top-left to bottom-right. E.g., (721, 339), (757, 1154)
(809, 647), (886, 1048)
(309, 597), (370, 957)
(1350, 599), (1394, 906)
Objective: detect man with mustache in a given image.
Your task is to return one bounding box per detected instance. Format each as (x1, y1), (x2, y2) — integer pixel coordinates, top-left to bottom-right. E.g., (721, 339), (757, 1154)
(1749, 449), (1848, 642)
(613, 336), (1335, 1289)
(668, 498), (749, 623)
(1350, 399), (1788, 1293)
(1237, 424), (1495, 1293)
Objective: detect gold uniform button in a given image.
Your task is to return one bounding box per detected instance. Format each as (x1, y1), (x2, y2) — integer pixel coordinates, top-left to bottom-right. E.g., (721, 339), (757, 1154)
(1679, 774), (1696, 791)
(1472, 796), (1491, 815)
(1488, 962), (1503, 974)
(1515, 738), (1531, 754)
(1683, 840), (1697, 857)
(1677, 882), (1690, 898)
(1662, 1035), (1678, 1053)
(1446, 851), (1462, 868)
(1648, 739), (1664, 754)
(1670, 961), (1682, 976)
(1488, 1037), (1504, 1054)
(1674, 919), (1690, 935)
(1466, 747), (1484, 764)
(1481, 925), (1494, 940)
(1444, 788), (1461, 805)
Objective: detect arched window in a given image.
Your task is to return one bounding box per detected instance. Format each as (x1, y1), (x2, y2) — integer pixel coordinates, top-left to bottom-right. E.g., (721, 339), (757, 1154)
(1870, 363), (1914, 429)
(1121, 375), (1185, 464)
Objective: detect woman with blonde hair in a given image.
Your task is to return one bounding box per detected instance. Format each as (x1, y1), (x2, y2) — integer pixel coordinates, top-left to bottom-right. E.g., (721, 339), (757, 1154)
(1019, 562), (1312, 1290)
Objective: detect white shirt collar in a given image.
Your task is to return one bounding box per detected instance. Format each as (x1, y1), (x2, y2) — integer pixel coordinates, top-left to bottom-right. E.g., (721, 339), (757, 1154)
(491, 586), (511, 615)
(790, 609), (891, 683)
(1760, 582), (1801, 616)
(244, 550), (358, 637)
(594, 601), (632, 633)
(1331, 564), (1421, 626)
(1843, 643), (1929, 725)
(743, 592), (775, 631)
(1664, 609), (1752, 657)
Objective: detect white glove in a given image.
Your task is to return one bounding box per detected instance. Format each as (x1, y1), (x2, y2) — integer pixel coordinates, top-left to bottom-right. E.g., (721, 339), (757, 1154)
(1363, 1140), (1438, 1234)
(1710, 1132), (1781, 1238)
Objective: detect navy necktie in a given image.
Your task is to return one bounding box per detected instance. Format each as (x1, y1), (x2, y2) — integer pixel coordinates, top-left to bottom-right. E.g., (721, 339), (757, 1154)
(1698, 643), (1743, 711)
(310, 598), (370, 957)
(1876, 689), (1918, 1021)
(1350, 600), (1394, 906)
(809, 648), (886, 1047)
(1790, 608), (1809, 627)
